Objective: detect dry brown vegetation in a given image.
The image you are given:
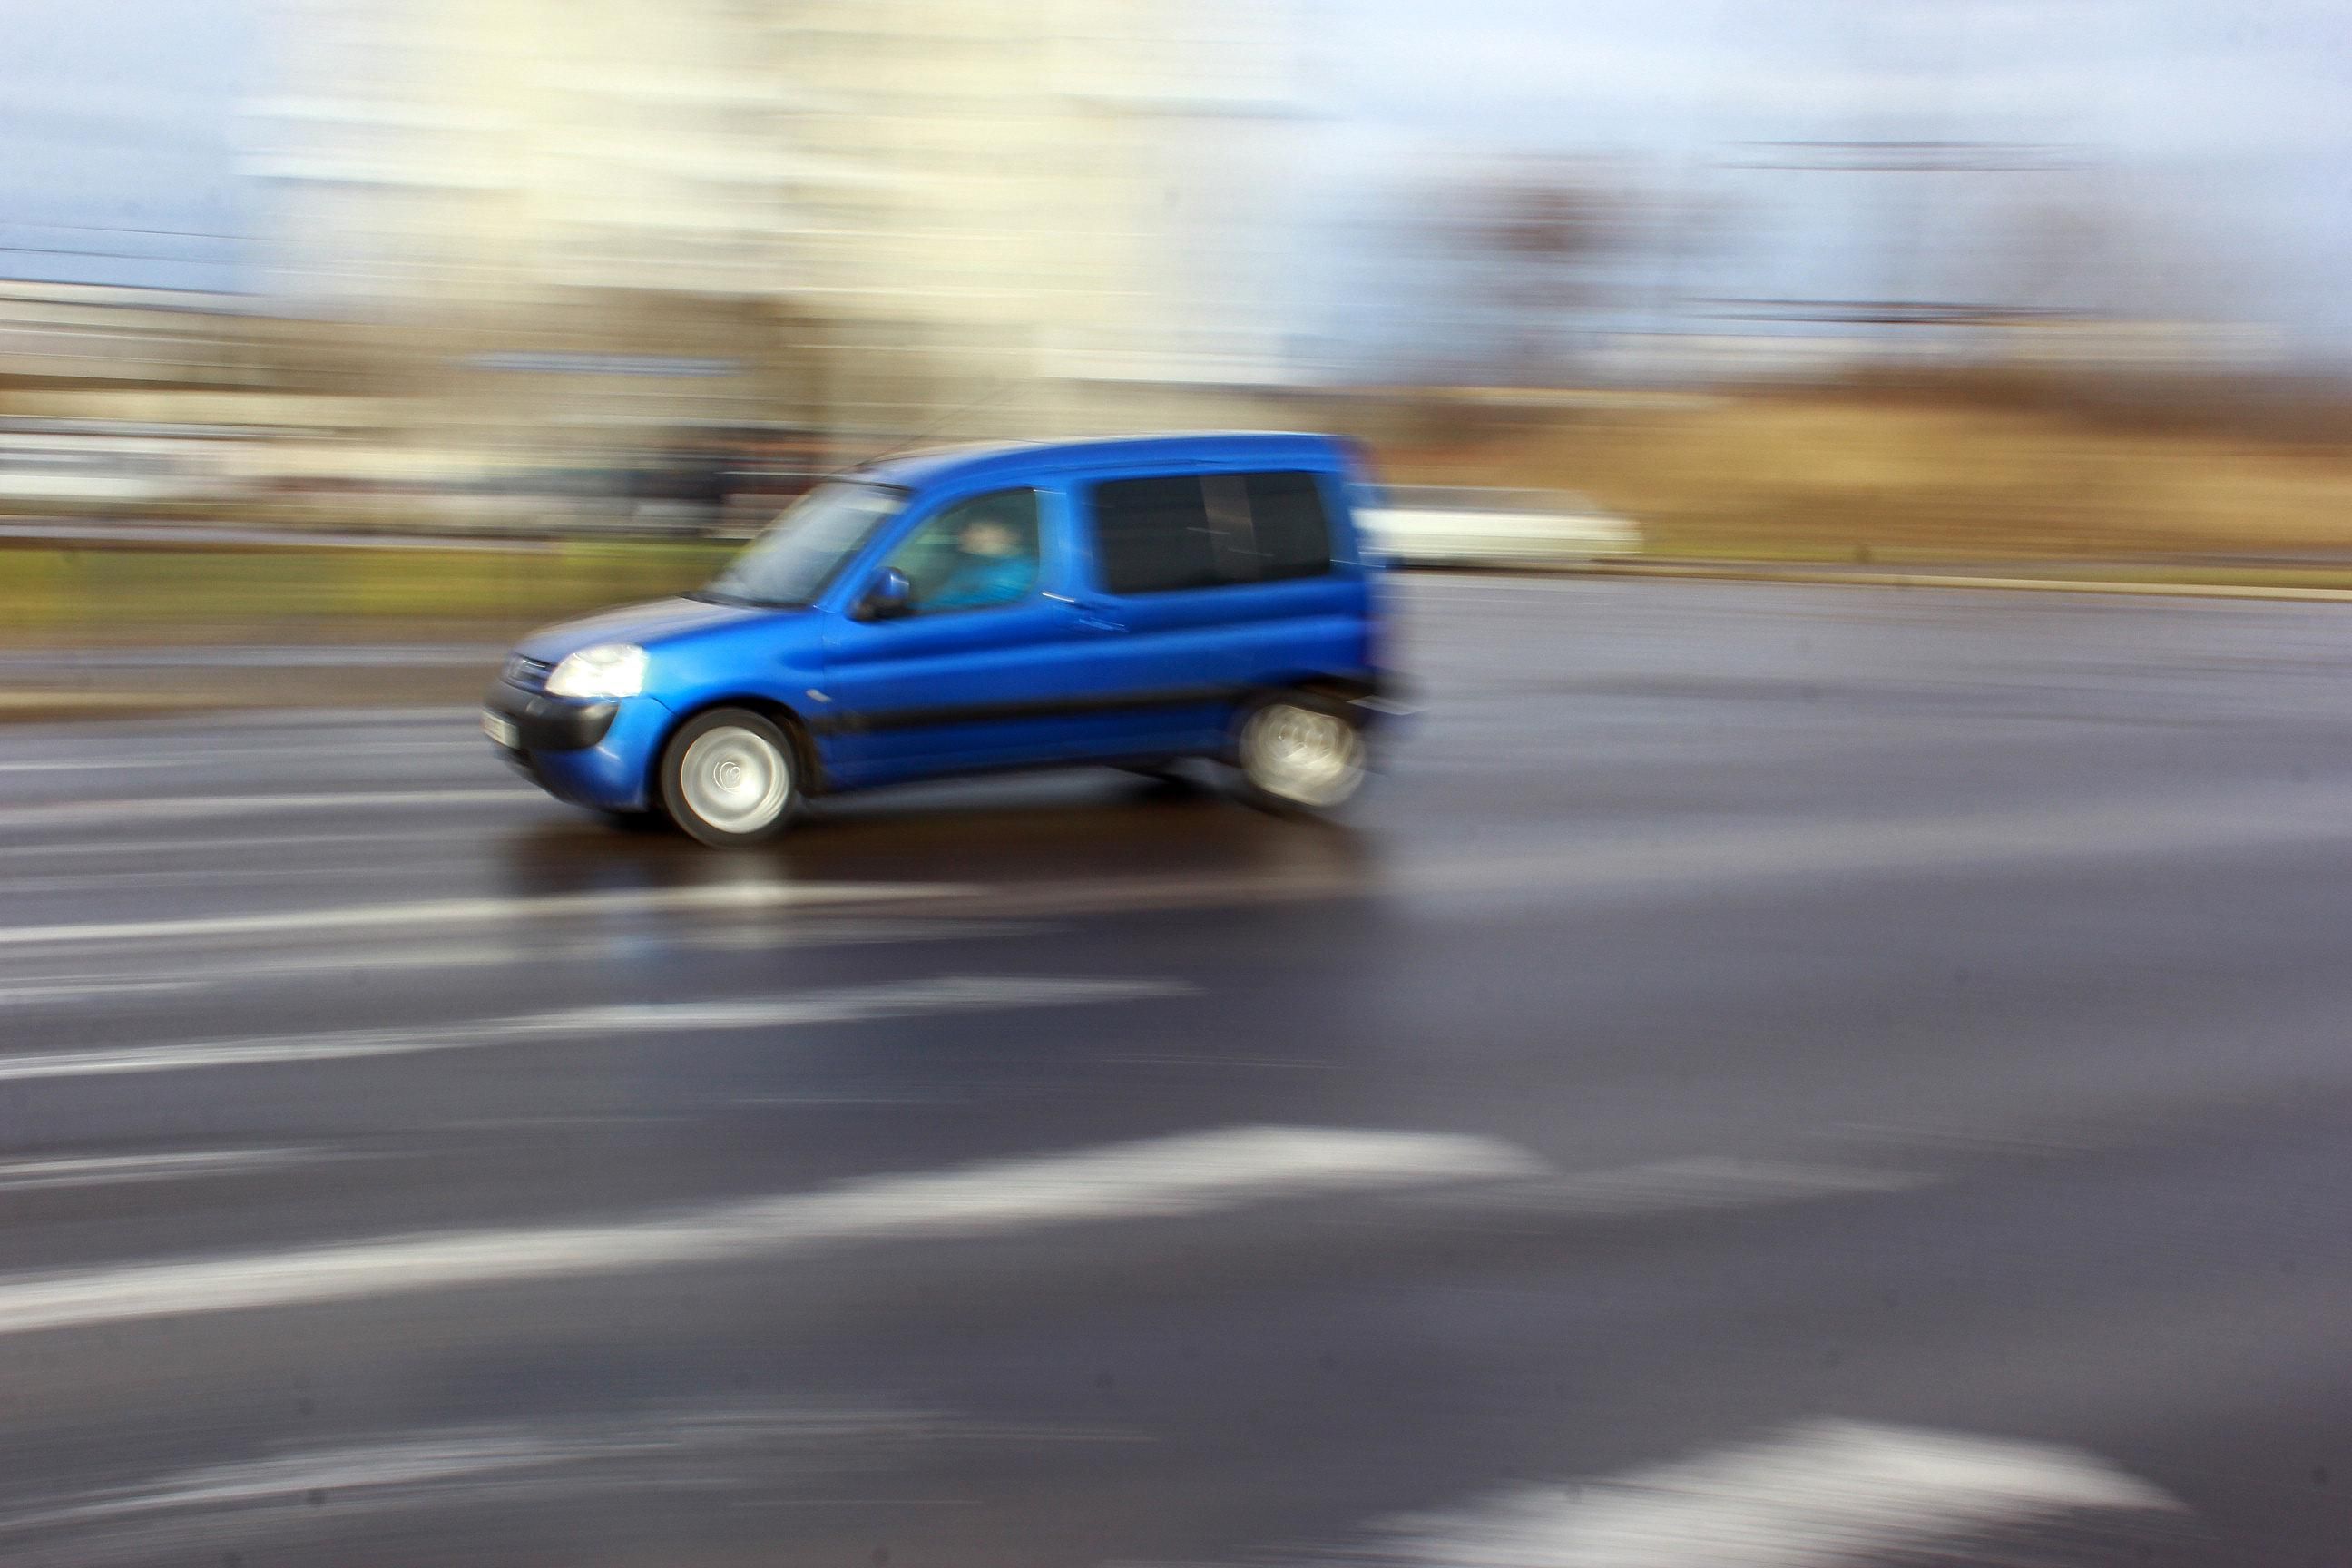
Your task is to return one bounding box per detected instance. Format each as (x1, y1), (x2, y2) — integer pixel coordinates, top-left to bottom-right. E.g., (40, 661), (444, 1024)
(1347, 373), (2352, 564)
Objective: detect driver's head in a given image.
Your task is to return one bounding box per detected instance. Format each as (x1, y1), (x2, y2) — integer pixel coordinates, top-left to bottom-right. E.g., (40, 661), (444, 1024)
(959, 517), (1020, 558)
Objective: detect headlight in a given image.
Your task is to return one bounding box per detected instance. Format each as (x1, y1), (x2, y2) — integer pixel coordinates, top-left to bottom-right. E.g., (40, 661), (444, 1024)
(544, 643), (647, 700)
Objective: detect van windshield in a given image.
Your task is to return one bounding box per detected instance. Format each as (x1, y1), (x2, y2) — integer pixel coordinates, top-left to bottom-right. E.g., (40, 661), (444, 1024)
(697, 482), (906, 608)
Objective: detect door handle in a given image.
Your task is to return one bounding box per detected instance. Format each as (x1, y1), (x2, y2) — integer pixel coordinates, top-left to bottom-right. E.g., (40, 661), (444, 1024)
(1045, 593), (1124, 633)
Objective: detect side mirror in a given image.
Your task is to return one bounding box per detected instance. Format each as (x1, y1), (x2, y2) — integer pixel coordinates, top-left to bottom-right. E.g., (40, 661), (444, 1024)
(855, 566), (914, 622)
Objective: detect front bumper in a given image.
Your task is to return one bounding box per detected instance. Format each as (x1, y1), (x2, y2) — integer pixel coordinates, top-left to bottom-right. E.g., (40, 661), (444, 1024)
(481, 683), (619, 751)
(482, 681), (671, 811)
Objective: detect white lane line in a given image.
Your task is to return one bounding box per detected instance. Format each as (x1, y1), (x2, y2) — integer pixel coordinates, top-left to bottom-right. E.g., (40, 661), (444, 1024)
(0, 974), (1185, 1083)
(1827, 1120), (2132, 1161)
(0, 864), (476, 897)
(0, 1125), (1547, 1338)
(0, 951), (524, 1008)
(544, 975), (1186, 1034)
(0, 828), (453, 863)
(0, 740), (479, 773)
(0, 877), (960, 951)
(1289, 1420), (2179, 1567)
(973, 781), (2352, 923)
(0, 789), (529, 829)
(0, 979), (198, 1006)
(0, 921), (1045, 1008)
(1408, 1157), (1928, 1219)
(0, 1401), (956, 1538)
(0, 1148), (320, 1193)
(171, 737), (484, 757)
(141, 704), (477, 729)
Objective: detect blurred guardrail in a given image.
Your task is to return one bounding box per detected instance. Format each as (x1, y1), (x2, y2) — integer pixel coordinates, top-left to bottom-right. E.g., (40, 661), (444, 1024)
(1357, 485), (1642, 568)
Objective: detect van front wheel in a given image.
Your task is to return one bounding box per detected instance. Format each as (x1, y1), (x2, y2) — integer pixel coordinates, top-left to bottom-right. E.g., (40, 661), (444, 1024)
(1233, 692), (1367, 813)
(660, 708), (799, 847)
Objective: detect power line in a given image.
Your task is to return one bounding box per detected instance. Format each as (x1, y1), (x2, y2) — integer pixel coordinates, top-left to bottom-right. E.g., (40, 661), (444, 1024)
(0, 221), (245, 240)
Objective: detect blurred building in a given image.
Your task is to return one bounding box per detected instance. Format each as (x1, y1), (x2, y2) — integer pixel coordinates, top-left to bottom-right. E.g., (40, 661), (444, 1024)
(783, 0), (1318, 426)
(0, 281), (269, 398)
(240, 0), (1319, 466)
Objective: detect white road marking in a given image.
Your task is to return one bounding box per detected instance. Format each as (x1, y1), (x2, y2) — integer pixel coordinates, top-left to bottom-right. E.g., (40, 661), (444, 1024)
(0, 949), (528, 1007)
(225, 703), (478, 722)
(0, 789), (529, 830)
(964, 782), (2352, 924)
(544, 975), (1190, 1034)
(0, 974), (1185, 1083)
(0, 1401), (956, 1539)
(0, 828), (452, 863)
(0, 864), (474, 897)
(0, 921), (1039, 1007)
(1418, 1157), (1928, 1218)
(1828, 1120), (2130, 1161)
(5, 762), (2343, 926)
(0, 1125), (1547, 1337)
(138, 704), (476, 729)
(1289, 1420), (2179, 1567)
(0, 979), (198, 1006)
(0, 877), (960, 951)
(0, 1148), (320, 1193)
(0, 739), (478, 772)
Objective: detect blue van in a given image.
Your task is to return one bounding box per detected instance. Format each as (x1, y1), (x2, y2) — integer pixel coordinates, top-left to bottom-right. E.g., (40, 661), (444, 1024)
(482, 432), (1397, 846)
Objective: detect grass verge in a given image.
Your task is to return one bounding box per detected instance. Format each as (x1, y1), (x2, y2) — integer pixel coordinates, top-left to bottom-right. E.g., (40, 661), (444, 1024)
(0, 540), (730, 643)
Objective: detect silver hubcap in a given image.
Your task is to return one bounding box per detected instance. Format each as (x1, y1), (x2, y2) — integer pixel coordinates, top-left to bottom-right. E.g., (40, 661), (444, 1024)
(679, 726), (789, 834)
(1241, 702), (1364, 807)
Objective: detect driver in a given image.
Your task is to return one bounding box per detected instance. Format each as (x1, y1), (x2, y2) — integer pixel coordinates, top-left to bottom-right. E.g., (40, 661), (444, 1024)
(926, 507), (1036, 610)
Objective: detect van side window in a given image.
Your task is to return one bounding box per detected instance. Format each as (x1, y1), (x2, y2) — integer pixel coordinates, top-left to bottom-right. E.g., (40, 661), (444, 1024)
(1091, 475), (1222, 595)
(1088, 470), (1333, 594)
(882, 488), (1042, 615)
(1243, 471), (1332, 582)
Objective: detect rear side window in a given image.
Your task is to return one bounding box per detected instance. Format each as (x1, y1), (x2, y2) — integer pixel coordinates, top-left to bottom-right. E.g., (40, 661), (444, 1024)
(1091, 475), (1222, 595)
(1088, 469), (1333, 594)
(1242, 471), (1332, 582)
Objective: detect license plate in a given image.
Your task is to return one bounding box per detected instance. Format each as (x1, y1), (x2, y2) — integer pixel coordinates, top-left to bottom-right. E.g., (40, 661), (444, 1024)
(480, 710), (520, 749)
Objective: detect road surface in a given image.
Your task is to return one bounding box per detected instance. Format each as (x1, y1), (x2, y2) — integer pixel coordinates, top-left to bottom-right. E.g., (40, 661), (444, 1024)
(1, 575), (2349, 1566)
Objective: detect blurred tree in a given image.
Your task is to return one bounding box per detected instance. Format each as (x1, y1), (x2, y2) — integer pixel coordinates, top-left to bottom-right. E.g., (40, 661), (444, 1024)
(1333, 150), (1716, 387)
(1474, 162), (1631, 381)
(1448, 159), (1653, 384)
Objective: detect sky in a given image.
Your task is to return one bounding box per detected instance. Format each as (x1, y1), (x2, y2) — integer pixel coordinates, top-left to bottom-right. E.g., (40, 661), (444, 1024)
(1300, 0), (2352, 361)
(0, 0), (259, 291)
(0, 0), (2347, 354)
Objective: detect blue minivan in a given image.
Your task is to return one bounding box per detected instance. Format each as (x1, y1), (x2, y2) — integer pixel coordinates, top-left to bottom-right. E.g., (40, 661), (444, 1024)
(482, 432), (1396, 846)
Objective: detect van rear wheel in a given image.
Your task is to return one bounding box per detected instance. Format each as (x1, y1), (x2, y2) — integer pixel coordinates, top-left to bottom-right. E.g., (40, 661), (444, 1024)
(1233, 691), (1367, 813)
(659, 708), (799, 847)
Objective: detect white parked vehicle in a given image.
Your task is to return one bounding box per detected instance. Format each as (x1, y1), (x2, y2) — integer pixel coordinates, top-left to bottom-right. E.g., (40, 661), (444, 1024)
(1356, 485), (1640, 568)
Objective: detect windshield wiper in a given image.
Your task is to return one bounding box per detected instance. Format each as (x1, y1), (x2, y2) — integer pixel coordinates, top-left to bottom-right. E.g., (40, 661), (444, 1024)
(689, 586), (804, 610)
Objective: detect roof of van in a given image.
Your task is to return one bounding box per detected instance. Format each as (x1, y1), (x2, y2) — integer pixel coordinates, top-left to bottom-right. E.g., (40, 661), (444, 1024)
(848, 431), (1350, 492)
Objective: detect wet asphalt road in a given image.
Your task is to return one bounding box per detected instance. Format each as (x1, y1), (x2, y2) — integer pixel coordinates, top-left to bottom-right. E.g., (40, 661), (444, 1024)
(3, 574), (2352, 1567)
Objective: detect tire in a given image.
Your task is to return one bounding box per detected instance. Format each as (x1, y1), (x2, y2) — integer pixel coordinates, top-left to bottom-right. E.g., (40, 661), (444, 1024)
(658, 708), (799, 847)
(1232, 691), (1368, 814)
